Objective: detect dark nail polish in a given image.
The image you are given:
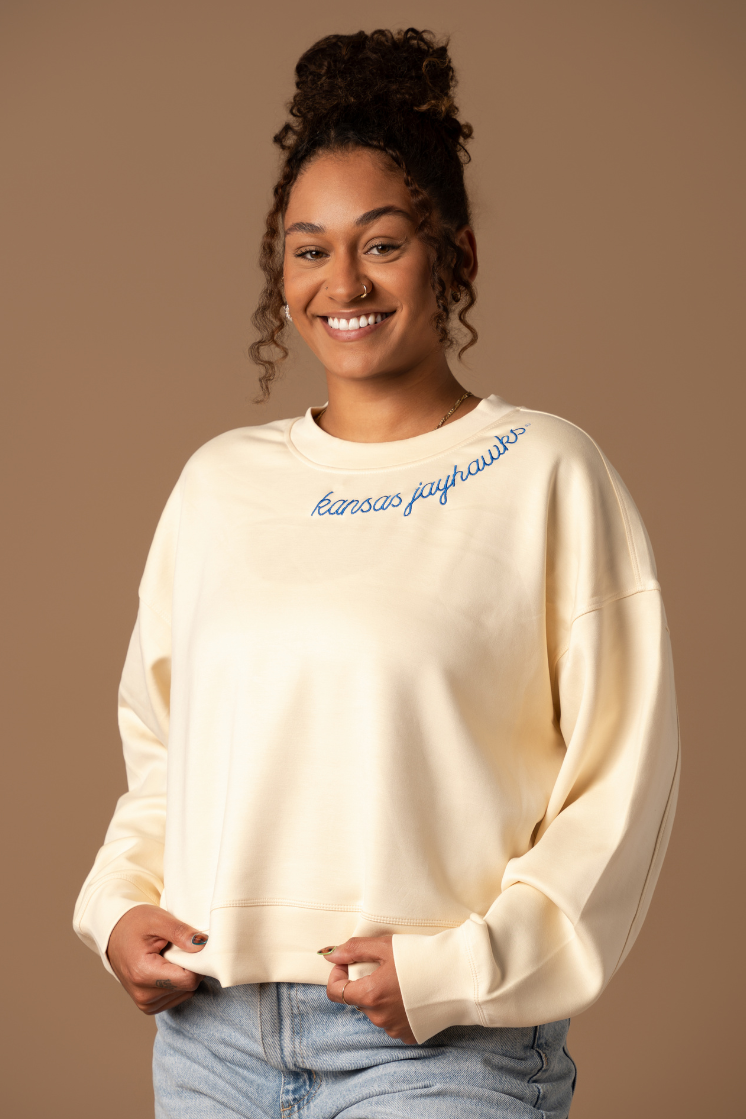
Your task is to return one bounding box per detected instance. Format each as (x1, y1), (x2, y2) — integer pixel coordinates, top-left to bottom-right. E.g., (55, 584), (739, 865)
(316, 945), (337, 955)
(192, 934), (209, 945)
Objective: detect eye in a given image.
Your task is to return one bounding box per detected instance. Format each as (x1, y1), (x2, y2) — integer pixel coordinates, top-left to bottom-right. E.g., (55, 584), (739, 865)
(294, 248), (327, 261)
(366, 242), (400, 256)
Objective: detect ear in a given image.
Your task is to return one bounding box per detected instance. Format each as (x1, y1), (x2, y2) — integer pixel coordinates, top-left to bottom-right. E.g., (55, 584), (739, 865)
(455, 226), (478, 284)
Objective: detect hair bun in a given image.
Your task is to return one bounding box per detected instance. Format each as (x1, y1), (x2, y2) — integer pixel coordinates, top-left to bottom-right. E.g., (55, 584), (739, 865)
(279, 28), (472, 155)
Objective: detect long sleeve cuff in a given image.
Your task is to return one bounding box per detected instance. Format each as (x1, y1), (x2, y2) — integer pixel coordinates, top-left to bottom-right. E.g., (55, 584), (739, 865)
(393, 918), (486, 1043)
(73, 873), (162, 977)
(393, 885), (607, 1044)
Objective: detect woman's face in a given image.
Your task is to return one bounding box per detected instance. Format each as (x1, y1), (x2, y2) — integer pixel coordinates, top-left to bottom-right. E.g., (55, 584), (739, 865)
(282, 148), (474, 385)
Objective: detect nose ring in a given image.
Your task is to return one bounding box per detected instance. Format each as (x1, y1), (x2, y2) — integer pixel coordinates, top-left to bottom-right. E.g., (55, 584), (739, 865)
(360, 283), (369, 299)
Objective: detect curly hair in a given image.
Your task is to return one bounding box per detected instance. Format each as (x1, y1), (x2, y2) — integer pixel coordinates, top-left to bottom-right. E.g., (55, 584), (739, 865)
(249, 28), (478, 400)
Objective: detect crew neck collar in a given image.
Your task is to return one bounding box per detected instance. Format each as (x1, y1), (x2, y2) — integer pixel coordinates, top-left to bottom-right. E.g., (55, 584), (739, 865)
(287, 394), (518, 472)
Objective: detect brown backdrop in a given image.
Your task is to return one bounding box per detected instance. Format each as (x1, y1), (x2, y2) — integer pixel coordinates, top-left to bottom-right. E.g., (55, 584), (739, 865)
(2, 1), (744, 1115)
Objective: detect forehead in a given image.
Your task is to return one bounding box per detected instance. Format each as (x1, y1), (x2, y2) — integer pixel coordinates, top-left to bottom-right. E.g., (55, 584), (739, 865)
(284, 149), (413, 229)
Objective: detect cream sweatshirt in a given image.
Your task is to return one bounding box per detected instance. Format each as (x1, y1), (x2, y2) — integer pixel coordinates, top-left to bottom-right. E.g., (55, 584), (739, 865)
(73, 395), (679, 1044)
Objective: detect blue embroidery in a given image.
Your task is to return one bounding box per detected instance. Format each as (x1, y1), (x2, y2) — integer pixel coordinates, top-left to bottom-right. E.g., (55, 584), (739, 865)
(310, 426), (528, 518)
(311, 492), (403, 517)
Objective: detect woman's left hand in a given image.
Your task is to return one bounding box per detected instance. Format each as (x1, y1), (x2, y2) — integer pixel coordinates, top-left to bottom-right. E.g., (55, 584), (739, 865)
(319, 935), (417, 1045)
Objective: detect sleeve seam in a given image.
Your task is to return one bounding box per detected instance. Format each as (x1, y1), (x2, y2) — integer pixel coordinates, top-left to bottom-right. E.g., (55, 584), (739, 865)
(551, 584), (662, 673)
(611, 720), (681, 973)
(464, 924), (489, 1028)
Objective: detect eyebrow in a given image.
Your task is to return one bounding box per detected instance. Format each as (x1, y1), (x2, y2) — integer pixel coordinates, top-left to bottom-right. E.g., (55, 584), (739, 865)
(284, 206), (413, 236)
(355, 206), (413, 227)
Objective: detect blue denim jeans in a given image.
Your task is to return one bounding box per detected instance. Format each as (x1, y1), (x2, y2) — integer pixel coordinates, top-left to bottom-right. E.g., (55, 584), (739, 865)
(153, 979), (576, 1118)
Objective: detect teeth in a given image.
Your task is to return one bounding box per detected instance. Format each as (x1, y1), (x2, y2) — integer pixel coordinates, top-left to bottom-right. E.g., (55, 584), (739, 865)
(328, 312), (388, 330)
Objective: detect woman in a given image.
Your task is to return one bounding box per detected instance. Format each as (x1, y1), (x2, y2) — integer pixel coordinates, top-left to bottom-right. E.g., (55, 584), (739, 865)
(74, 28), (679, 1119)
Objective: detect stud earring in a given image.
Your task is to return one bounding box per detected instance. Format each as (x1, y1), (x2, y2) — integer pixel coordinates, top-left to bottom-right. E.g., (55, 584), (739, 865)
(284, 304), (292, 322)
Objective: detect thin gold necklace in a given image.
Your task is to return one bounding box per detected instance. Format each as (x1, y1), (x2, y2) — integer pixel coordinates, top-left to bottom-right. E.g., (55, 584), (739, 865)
(315, 391), (474, 431)
(435, 391), (473, 429)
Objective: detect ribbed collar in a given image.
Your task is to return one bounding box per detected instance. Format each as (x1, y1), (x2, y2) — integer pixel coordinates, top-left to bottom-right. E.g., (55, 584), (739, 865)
(287, 394), (518, 472)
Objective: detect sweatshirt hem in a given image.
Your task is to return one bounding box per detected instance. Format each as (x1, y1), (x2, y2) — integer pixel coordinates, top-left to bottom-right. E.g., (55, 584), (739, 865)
(163, 902), (466, 990)
(209, 897), (463, 928)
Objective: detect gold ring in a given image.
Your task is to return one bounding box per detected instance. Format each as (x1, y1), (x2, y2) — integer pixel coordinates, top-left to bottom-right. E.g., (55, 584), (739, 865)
(341, 981), (357, 1009)
(360, 283), (369, 299)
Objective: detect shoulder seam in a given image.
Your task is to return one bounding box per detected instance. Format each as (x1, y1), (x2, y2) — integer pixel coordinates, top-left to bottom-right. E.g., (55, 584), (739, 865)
(551, 584), (662, 672)
(570, 582), (661, 626)
(138, 594), (172, 628)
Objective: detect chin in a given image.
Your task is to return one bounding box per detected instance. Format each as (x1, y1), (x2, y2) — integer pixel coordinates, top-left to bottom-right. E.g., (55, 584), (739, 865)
(323, 355), (393, 382)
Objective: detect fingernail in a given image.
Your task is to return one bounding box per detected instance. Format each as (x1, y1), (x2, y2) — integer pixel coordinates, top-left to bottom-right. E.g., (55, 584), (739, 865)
(317, 945), (337, 955)
(192, 934), (209, 946)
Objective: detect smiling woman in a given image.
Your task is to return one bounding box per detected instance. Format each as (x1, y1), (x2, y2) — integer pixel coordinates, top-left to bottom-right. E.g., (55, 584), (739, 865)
(74, 27), (679, 1119)
(249, 28), (480, 439)
(280, 147), (478, 434)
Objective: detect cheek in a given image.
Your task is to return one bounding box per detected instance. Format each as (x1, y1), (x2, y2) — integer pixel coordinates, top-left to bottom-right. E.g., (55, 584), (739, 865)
(397, 256), (437, 314)
(283, 261), (301, 297)
(283, 259), (313, 296)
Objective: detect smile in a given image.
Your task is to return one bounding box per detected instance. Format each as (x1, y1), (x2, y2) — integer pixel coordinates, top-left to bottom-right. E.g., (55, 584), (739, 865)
(320, 311), (394, 338)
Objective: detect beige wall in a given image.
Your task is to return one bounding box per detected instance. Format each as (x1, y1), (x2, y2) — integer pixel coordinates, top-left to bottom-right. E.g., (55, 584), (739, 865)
(2, 1), (744, 1115)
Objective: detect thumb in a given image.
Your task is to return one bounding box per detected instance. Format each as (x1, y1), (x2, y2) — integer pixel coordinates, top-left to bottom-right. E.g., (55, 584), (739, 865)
(153, 910), (209, 954)
(317, 936), (389, 966)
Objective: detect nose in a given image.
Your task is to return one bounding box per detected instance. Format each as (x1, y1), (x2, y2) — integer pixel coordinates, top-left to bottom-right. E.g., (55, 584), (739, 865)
(324, 250), (368, 305)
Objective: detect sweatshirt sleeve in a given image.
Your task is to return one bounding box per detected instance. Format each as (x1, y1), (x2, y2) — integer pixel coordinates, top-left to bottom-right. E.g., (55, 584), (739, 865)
(73, 485), (180, 975)
(393, 438), (681, 1044)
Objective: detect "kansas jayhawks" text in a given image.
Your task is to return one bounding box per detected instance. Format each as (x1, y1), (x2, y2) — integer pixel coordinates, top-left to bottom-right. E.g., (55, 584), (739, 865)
(311, 426), (528, 518)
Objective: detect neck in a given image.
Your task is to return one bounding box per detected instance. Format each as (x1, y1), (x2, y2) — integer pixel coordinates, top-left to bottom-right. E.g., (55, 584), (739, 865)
(317, 355), (481, 443)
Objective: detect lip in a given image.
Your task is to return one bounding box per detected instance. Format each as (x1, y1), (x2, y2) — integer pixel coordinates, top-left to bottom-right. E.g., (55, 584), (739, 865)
(318, 311), (395, 341)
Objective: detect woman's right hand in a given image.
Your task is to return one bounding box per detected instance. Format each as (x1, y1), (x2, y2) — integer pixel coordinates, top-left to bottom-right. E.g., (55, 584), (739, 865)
(106, 903), (209, 1015)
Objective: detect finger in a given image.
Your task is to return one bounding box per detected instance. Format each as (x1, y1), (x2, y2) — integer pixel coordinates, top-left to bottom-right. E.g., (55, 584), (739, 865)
(140, 976), (202, 1006)
(326, 962), (348, 988)
(112, 905), (209, 956)
(326, 964), (348, 1003)
(156, 991), (196, 1013)
(384, 1023), (418, 1045)
(140, 990), (196, 1016)
(132, 956), (203, 993)
(317, 936), (390, 966)
(330, 974), (370, 1008)
(145, 911), (210, 954)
